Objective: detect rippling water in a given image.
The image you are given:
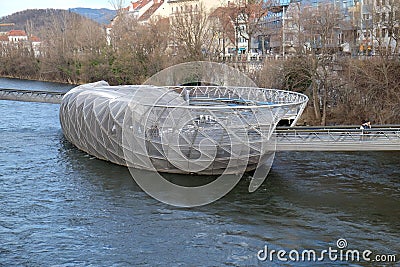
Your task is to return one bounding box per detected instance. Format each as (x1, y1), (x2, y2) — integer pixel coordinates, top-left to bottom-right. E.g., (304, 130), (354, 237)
(0, 78), (399, 266)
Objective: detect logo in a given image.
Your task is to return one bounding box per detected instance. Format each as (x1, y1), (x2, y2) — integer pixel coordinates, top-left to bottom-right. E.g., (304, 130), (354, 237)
(257, 238), (397, 263)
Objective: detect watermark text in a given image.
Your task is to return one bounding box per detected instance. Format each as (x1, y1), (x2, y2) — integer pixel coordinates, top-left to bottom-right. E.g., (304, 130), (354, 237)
(257, 239), (397, 263)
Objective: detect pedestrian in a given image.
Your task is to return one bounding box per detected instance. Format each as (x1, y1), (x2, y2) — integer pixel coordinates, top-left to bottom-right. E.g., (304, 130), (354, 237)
(360, 120), (368, 130)
(366, 120), (371, 129)
(360, 119), (371, 140)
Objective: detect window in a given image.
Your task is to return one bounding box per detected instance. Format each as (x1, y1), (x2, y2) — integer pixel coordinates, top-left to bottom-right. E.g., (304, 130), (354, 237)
(382, 28), (388, 37)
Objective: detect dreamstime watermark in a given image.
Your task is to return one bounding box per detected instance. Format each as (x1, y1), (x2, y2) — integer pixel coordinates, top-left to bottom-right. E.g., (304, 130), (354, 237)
(257, 238), (397, 263)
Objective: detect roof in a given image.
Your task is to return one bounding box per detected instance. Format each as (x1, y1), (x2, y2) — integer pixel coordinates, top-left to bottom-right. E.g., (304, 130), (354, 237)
(30, 35), (41, 42)
(132, 0), (151, 10)
(139, 1), (164, 21)
(8, 30), (27, 36)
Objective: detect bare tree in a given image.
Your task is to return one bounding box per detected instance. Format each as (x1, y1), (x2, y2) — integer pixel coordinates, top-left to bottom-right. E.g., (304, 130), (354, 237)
(228, 0), (271, 55)
(293, 4), (344, 125)
(341, 58), (400, 124)
(104, 13), (170, 84)
(208, 7), (237, 60)
(258, 3), (346, 125)
(108, 0), (128, 12)
(169, 4), (215, 61)
(38, 10), (105, 83)
(0, 42), (39, 79)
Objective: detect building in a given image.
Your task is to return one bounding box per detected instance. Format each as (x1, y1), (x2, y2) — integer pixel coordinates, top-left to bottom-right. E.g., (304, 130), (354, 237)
(209, 6), (237, 57)
(357, 0), (399, 55)
(107, 0), (233, 55)
(257, 0), (291, 55)
(258, 0), (399, 56)
(112, 0), (230, 23)
(106, 0), (398, 58)
(7, 30), (28, 42)
(0, 30), (42, 56)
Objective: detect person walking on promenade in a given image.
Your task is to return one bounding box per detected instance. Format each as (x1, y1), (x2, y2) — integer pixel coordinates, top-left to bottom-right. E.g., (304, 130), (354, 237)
(360, 119), (371, 140)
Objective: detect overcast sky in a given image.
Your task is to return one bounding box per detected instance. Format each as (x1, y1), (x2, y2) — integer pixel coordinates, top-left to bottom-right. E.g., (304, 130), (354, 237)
(0, 0), (129, 18)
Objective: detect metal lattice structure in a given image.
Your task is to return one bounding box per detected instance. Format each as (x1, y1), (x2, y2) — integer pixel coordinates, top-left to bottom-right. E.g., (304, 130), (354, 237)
(275, 126), (400, 151)
(60, 81), (308, 175)
(0, 88), (64, 104)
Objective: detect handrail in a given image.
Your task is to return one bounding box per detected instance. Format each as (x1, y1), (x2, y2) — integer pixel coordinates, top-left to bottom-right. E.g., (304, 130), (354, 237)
(274, 126), (400, 151)
(0, 88), (65, 104)
(277, 125), (400, 130)
(0, 88), (66, 95)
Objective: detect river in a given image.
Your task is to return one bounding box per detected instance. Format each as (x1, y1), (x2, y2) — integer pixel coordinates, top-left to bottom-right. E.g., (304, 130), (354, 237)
(0, 77), (399, 266)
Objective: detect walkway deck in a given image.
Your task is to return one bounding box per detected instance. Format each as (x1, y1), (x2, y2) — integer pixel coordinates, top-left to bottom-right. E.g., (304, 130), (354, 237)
(275, 126), (400, 151)
(0, 88), (65, 104)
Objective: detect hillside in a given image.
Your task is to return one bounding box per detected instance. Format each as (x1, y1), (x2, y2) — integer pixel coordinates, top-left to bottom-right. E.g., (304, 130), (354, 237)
(69, 8), (116, 25)
(0, 9), (103, 37)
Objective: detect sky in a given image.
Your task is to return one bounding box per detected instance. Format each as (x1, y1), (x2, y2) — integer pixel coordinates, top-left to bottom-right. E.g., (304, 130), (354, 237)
(0, 0), (129, 18)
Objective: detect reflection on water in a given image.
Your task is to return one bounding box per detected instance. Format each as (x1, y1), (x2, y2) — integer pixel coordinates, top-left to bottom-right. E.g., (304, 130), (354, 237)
(0, 78), (399, 266)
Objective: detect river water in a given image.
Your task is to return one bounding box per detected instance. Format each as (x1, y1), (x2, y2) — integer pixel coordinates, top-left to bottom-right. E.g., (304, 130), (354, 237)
(0, 78), (399, 266)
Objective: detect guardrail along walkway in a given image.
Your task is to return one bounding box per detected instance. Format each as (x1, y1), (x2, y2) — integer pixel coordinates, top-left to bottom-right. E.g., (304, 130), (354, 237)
(275, 126), (400, 151)
(0, 88), (65, 104)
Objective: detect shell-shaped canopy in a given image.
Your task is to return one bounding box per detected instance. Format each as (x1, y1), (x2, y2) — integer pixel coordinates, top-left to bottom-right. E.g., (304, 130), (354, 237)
(60, 81), (308, 175)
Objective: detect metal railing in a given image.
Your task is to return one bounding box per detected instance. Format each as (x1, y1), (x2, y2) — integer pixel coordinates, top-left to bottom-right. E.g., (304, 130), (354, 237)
(0, 88), (65, 104)
(275, 125), (400, 151)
